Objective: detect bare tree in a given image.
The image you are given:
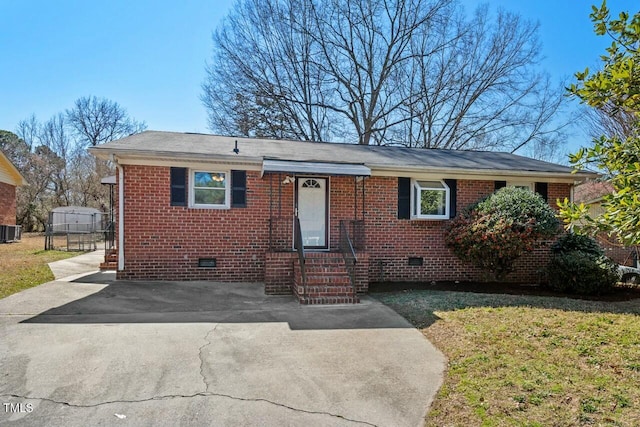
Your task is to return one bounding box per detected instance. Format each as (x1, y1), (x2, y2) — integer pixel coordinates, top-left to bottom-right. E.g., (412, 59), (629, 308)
(396, 6), (567, 152)
(12, 124), (66, 231)
(203, 0), (332, 141)
(15, 115), (41, 151)
(583, 102), (639, 140)
(202, 0), (567, 155)
(66, 96), (146, 146)
(8, 96), (146, 229)
(40, 114), (72, 206)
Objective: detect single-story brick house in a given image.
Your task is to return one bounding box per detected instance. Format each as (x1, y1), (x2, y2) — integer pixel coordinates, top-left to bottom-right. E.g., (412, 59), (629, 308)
(0, 150), (26, 243)
(90, 131), (596, 303)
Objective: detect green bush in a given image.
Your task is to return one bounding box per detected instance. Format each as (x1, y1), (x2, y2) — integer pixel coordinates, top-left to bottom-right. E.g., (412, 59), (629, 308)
(547, 233), (618, 295)
(549, 232), (604, 256)
(473, 187), (560, 236)
(446, 187), (560, 280)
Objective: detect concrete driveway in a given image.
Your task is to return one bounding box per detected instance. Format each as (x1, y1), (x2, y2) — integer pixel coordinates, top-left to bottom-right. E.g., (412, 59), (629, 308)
(0, 254), (445, 426)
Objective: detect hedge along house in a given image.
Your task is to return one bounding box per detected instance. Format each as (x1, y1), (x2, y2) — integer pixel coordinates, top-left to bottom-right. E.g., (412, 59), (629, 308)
(0, 150), (26, 243)
(90, 131), (596, 304)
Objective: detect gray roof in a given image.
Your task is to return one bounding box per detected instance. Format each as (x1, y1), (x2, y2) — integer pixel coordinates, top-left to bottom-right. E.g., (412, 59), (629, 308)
(90, 130), (595, 179)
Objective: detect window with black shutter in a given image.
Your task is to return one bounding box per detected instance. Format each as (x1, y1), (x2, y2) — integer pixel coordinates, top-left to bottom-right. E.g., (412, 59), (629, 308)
(444, 179), (457, 218)
(397, 177), (411, 219)
(535, 182), (548, 202)
(170, 167), (187, 206)
(231, 170), (247, 207)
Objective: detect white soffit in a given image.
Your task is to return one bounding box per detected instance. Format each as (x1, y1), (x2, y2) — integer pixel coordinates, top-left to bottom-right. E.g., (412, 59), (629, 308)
(262, 159), (371, 177)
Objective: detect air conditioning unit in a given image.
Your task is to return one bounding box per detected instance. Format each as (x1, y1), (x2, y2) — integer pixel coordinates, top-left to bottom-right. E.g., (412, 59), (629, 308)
(0, 225), (22, 243)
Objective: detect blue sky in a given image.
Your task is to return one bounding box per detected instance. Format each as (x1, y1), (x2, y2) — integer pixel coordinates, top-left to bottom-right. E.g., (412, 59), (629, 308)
(1, 0), (638, 153)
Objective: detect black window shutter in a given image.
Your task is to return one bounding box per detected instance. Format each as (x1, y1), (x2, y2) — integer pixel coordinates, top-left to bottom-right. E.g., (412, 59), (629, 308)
(397, 177), (411, 219)
(535, 182), (548, 202)
(170, 167), (187, 206)
(494, 181), (506, 191)
(444, 179), (457, 218)
(231, 170), (247, 207)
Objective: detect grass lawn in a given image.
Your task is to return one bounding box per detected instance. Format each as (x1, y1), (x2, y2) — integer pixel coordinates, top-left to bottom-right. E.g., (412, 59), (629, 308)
(0, 233), (77, 299)
(374, 289), (640, 426)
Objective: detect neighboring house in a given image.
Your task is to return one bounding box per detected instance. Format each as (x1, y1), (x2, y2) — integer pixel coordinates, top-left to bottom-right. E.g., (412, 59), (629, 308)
(573, 180), (614, 217)
(574, 180), (638, 267)
(0, 150), (26, 242)
(90, 131), (596, 303)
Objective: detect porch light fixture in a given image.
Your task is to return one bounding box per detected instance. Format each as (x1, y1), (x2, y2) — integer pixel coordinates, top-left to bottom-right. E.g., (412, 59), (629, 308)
(282, 175), (295, 185)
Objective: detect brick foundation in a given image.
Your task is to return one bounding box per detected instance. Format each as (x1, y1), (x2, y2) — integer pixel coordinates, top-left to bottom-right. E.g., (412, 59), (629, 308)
(265, 252), (296, 294)
(0, 182), (17, 225)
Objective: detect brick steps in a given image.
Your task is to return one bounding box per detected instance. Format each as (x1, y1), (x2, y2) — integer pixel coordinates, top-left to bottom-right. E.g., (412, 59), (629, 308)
(293, 252), (359, 304)
(298, 295), (359, 304)
(100, 249), (118, 271)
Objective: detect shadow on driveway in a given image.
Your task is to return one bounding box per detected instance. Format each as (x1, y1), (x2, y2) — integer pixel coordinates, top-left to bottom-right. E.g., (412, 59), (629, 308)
(21, 272), (412, 330)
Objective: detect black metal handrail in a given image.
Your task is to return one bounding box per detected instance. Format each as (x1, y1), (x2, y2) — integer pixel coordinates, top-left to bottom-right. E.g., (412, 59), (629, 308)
(294, 217), (306, 297)
(339, 220), (358, 299)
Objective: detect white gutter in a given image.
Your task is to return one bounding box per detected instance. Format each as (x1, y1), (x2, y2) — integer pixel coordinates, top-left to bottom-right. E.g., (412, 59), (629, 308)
(368, 164), (600, 180)
(116, 159), (125, 272)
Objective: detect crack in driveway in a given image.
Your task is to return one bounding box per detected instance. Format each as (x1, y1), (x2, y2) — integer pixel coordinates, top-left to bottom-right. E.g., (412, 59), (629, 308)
(198, 324), (219, 392)
(0, 392), (378, 426)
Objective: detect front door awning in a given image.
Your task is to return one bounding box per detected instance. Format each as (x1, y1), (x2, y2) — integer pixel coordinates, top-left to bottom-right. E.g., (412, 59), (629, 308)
(261, 159), (371, 177)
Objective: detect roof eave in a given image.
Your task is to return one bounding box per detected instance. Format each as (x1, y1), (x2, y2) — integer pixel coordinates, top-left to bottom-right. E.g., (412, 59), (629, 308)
(89, 147), (264, 165)
(89, 146), (598, 182)
(369, 164), (599, 182)
(0, 151), (27, 186)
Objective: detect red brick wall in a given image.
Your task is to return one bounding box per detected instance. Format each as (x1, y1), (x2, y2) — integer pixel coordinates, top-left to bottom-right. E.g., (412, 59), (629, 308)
(118, 166), (571, 284)
(118, 166), (271, 280)
(265, 252), (296, 294)
(0, 182), (17, 225)
(361, 177), (571, 284)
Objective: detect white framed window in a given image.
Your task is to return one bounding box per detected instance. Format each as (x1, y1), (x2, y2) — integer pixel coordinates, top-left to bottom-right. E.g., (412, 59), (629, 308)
(190, 170), (230, 208)
(411, 180), (450, 219)
(507, 181), (533, 190)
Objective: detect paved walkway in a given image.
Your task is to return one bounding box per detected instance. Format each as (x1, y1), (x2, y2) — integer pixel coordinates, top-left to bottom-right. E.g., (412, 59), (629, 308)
(48, 250), (106, 280)
(0, 252), (445, 426)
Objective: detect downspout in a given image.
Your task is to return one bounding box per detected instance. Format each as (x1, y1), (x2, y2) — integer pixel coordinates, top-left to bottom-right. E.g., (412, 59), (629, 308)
(570, 182), (576, 203)
(111, 154), (125, 272)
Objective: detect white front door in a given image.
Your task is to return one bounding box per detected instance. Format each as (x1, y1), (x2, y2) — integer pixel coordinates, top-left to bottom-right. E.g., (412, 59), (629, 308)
(296, 177), (328, 249)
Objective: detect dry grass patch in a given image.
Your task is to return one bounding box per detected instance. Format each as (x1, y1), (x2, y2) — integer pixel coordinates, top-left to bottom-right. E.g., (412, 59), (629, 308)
(0, 233), (76, 299)
(375, 290), (640, 426)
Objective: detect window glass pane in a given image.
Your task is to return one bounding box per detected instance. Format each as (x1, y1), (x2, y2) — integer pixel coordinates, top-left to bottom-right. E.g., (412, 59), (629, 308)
(507, 182), (532, 190)
(194, 188), (225, 205)
(417, 181), (444, 189)
(194, 172), (226, 188)
(420, 189), (446, 215)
